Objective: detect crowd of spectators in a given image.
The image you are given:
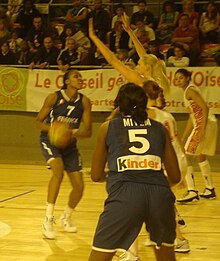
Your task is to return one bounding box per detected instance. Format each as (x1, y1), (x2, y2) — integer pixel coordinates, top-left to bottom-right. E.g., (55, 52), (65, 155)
(0, 0), (219, 69)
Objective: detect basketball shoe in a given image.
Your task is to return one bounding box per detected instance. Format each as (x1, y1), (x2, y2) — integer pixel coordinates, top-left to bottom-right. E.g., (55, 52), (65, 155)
(60, 214), (77, 233)
(200, 188), (216, 199)
(174, 238), (190, 253)
(42, 216), (56, 239)
(177, 190), (199, 203)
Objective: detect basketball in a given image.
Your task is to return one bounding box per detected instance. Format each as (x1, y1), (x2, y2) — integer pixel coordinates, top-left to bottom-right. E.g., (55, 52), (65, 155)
(49, 121), (73, 148)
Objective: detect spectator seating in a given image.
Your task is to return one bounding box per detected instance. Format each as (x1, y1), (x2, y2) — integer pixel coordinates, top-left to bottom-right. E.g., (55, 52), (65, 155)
(159, 43), (220, 66)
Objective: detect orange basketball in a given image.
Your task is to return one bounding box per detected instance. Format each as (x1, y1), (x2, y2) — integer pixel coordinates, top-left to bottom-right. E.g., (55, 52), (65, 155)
(49, 121), (73, 148)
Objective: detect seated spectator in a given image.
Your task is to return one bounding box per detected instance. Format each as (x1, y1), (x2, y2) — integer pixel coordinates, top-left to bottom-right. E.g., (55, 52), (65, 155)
(60, 23), (75, 49)
(16, 39), (34, 65)
(178, 0), (199, 26)
(116, 48), (136, 69)
(0, 17), (11, 47)
(57, 37), (81, 71)
(111, 4), (125, 29)
(65, 0), (89, 34)
(199, 1), (220, 44)
(84, 45), (107, 65)
(167, 43), (190, 67)
(147, 40), (165, 60)
(0, 40), (17, 64)
(8, 28), (23, 54)
(169, 13), (200, 66)
(128, 16), (155, 51)
(26, 15), (46, 53)
(156, 1), (179, 44)
(15, 0), (41, 38)
(107, 21), (129, 53)
(29, 35), (60, 69)
(130, 0), (155, 29)
(88, 0), (111, 43)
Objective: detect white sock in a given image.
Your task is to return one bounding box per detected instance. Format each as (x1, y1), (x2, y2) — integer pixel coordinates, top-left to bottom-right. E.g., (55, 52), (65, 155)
(185, 166), (195, 191)
(198, 160), (213, 189)
(46, 202), (55, 219)
(64, 205), (74, 218)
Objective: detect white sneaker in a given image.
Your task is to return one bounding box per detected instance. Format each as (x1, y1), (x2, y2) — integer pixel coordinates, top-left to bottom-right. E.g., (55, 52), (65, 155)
(60, 214), (77, 233)
(119, 251), (140, 261)
(177, 190), (199, 203)
(42, 216), (56, 239)
(175, 238), (190, 253)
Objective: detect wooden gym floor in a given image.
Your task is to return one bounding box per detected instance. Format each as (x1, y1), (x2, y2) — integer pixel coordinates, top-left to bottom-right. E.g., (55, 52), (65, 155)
(0, 164), (220, 261)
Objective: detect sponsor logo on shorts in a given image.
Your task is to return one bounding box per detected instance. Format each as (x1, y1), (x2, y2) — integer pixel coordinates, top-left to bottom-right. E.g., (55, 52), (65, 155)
(117, 155), (161, 172)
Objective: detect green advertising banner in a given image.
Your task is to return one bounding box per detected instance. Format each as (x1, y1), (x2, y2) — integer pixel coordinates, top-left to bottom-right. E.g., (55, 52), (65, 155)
(0, 67), (29, 111)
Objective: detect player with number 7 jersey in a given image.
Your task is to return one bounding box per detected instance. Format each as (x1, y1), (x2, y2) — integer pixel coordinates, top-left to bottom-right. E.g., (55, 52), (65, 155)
(36, 69), (92, 240)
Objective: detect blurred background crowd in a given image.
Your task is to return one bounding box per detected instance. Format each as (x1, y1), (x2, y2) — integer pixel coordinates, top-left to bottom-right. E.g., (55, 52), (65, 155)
(0, 0), (219, 69)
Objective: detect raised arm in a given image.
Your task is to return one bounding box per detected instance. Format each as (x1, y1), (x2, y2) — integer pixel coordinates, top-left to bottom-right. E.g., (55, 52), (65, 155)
(88, 18), (143, 86)
(121, 12), (147, 58)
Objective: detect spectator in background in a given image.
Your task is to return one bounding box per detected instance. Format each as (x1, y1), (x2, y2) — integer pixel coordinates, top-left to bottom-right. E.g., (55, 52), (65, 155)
(8, 28), (23, 54)
(178, 0), (199, 26)
(84, 45), (108, 65)
(65, 0), (89, 34)
(199, 1), (220, 44)
(60, 22), (91, 58)
(129, 16), (155, 48)
(116, 48), (136, 69)
(0, 17), (11, 46)
(130, 0), (155, 29)
(26, 15), (45, 53)
(170, 13), (200, 66)
(107, 21), (129, 53)
(0, 40), (17, 64)
(29, 35), (60, 69)
(60, 23), (75, 49)
(147, 40), (165, 60)
(88, 0), (111, 43)
(15, 0), (41, 38)
(57, 37), (81, 71)
(167, 43), (190, 67)
(156, 1), (179, 44)
(111, 4), (125, 29)
(16, 39), (34, 65)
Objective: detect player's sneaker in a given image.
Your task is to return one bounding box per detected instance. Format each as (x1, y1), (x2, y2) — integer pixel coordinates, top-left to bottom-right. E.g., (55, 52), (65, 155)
(60, 214), (77, 233)
(119, 251), (140, 261)
(42, 216), (56, 239)
(200, 188), (216, 199)
(174, 238), (190, 253)
(176, 190), (199, 203)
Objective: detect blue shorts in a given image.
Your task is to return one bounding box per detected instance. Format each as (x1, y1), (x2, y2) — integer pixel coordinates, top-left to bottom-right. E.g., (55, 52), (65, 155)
(92, 182), (176, 252)
(40, 135), (82, 172)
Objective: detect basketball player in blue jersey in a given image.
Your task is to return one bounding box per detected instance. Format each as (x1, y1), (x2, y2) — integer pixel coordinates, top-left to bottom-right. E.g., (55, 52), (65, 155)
(88, 83), (180, 261)
(36, 69), (92, 239)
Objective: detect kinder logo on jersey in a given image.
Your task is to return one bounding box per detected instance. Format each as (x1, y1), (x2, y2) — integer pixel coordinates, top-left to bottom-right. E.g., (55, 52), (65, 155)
(117, 155), (161, 172)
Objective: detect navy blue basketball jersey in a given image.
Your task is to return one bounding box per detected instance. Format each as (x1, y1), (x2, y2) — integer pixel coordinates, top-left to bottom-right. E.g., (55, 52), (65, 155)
(44, 89), (84, 129)
(106, 115), (168, 188)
